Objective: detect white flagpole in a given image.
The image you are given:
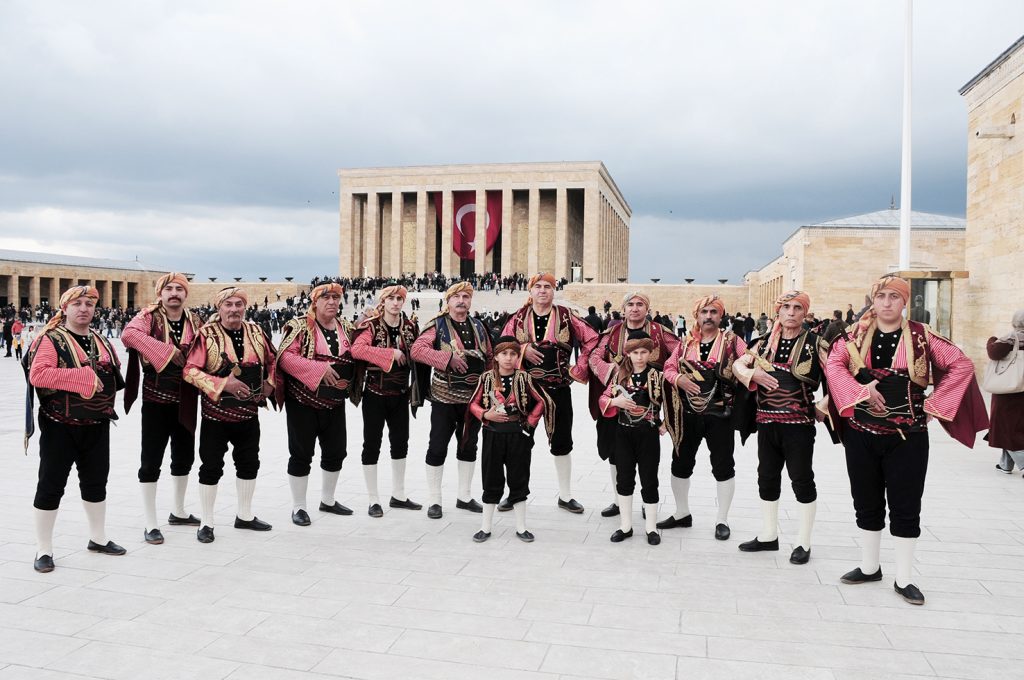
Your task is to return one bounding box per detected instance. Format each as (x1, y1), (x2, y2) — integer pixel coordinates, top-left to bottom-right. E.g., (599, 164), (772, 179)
(898, 0), (913, 271)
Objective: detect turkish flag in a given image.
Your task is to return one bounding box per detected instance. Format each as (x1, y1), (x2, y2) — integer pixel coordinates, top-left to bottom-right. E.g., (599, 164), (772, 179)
(435, 191), (502, 259)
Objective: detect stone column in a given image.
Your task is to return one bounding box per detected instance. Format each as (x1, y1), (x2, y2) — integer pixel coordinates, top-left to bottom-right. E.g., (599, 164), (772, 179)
(339, 190), (353, 276)
(366, 192), (380, 277)
(527, 187), (540, 274)
(47, 277), (58, 306)
(554, 186), (568, 281)
(103, 280), (113, 307)
(29, 276), (40, 307)
(414, 190), (428, 275)
(440, 189), (453, 276)
(583, 186), (599, 281)
(6, 272), (17, 306)
(500, 186), (513, 276)
(390, 192), (403, 277)
(119, 280), (128, 309)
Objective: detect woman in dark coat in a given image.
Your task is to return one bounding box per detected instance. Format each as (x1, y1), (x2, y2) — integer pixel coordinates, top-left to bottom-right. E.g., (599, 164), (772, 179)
(989, 309), (1024, 475)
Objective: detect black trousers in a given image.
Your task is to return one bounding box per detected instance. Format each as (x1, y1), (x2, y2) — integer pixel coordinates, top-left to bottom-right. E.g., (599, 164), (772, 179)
(596, 416), (617, 463)
(757, 422), (817, 503)
(138, 401), (195, 483)
(198, 417), (261, 484)
(615, 425), (661, 503)
(480, 428), (533, 504)
(34, 415), (110, 510)
(285, 399), (346, 477)
(844, 428), (929, 538)
(671, 411), (736, 481)
(543, 384), (573, 456)
(361, 391), (410, 465)
(425, 401), (480, 466)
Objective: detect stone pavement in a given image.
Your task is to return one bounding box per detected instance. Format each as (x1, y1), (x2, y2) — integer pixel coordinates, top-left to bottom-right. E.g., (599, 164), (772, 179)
(1, 337), (1022, 680)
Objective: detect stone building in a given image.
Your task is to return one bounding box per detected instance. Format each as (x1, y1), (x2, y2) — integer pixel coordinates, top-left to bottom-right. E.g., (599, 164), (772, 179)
(337, 161), (630, 283)
(957, 35), (1024, 367)
(0, 249), (168, 309)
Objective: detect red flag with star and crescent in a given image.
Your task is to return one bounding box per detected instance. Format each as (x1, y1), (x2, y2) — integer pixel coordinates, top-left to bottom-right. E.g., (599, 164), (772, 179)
(435, 191), (502, 259)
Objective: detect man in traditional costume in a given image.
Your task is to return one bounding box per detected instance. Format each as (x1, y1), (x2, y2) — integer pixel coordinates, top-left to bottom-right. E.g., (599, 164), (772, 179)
(25, 286), (126, 572)
(661, 295), (747, 540)
(122, 273), (202, 544)
(499, 272), (598, 513)
(589, 292), (679, 517)
(825, 275), (987, 605)
(276, 281), (357, 525)
(733, 291), (826, 564)
(410, 282), (491, 519)
(350, 284), (422, 516)
(184, 287), (277, 543)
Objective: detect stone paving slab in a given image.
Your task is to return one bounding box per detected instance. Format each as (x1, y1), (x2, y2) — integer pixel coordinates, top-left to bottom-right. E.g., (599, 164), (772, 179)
(1, 336), (1022, 679)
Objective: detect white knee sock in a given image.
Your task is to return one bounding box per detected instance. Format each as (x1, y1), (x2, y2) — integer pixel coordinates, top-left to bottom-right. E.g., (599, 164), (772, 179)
(644, 503), (658, 534)
(391, 458), (407, 501)
(363, 465), (380, 506)
(554, 455), (573, 502)
(170, 474), (189, 517)
(288, 474), (308, 512)
(759, 499), (780, 542)
(618, 494), (633, 533)
(457, 460), (475, 503)
(609, 464), (618, 504)
(198, 482), (218, 529)
(513, 501), (527, 533)
(715, 478), (735, 525)
(426, 464), (443, 506)
(321, 469), (340, 506)
(35, 508), (57, 558)
(235, 477), (256, 521)
(140, 482), (158, 531)
(860, 529), (882, 573)
(671, 475), (691, 519)
(82, 500), (107, 545)
(481, 503), (496, 533)
(797, 500), (817, 550)
(894, 536), (917, 588)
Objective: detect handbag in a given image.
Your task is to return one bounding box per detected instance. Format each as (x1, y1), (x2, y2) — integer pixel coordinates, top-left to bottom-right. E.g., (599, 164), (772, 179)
(982, 333), (1024, 394)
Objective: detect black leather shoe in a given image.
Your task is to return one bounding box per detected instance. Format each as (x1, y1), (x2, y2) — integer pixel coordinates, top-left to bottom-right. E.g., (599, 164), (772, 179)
(427, 504), (443, 519)
(497, 498), (514, 512)
(472, 530), (491, 543)
(33, 554), (55, 573)
(292, 509), (311, 526)
(600, 503), (620, 517)
(144, 528), (165, 545)
(197, 526), (215, 543)
(647, 531), (661, 545)
(610, 529), (633, 542)
(894, 582), (925, 605)
(656, 514), (692, 530)
(368, 504), (383, 518)
(840, 566), (883, 584)
(516, 530), (535, 543)
(234, 517), (272, 531)
(456, 499), (483, 513)
(319, 502), (353, 516)
(715, 523), (731, 541)
(87, 540), (127, 556)
(168, 513), (201, 526)
(738, 537), (779, 552)
(558, 498), (584, 514)
(790, 546), (811, 564)
(996, 463), (1014, 474)
(389, 497), (422, 510)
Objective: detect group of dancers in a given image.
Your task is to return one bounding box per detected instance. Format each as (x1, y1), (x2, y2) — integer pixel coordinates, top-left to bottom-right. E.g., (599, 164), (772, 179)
(23, 271), (989, 606)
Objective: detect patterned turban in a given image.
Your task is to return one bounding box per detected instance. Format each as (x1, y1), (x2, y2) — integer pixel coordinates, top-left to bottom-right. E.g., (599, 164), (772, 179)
(624, 330), (655, 353)
(692, 295), (725, 320)
(213, 286), (248, 307)
(528, 272), (557, 289)
(493, 335), (522, 356)
(773, 290), (811, 317)
(621, 291), (651, 311)
(154, 272), (190, 296)
(357, 284), (406, 326)
(307, 282), (344, 325)
(437, 281), (474, 318)
(870, 275), (910, 304)
(44, 285), (100, 332)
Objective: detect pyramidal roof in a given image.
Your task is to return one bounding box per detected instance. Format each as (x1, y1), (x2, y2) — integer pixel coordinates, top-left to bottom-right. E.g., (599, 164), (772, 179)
(807, 209), (965, 230)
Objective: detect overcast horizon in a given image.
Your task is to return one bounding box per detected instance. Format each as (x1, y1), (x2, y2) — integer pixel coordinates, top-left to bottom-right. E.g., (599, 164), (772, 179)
(2, 1), (1021, 283)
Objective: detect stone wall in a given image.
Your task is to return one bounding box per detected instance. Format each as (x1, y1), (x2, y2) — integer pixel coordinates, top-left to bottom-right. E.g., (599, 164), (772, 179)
(0, 257), (160, 309)
(187, 281), (305, 307)
(562, 282), (749, 320)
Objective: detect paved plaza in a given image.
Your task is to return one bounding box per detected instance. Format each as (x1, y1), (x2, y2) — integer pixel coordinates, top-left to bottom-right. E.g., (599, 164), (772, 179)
(1, 334), (1022, 680)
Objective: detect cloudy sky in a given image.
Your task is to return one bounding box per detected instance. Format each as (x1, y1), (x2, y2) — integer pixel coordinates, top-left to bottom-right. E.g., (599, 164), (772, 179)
(1, 1), (1021, 283)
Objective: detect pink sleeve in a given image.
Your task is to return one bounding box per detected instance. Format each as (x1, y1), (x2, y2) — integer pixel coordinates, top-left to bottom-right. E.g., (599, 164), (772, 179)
(824, 340), (869, 418)
(350, 327), (395, 371)
(569, 315), (598, 383)
(278, 335), (328, 391)
(28, 336), (98, 398)
(183, 334), (228, 401)
(598, 381), (618, 417)
(526, 393), (544, 427)
(924, 334), (977, 422)
(411, 328), (451, 371)
(468, 383), (486, 421)
(121, 311), (176, 372)
(661, 329), (681, 360)
(263, 332), (278, 387)
(663, 341), (683, 386)
(732, 335), (748, 357)
(589, 333), (615, 386)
